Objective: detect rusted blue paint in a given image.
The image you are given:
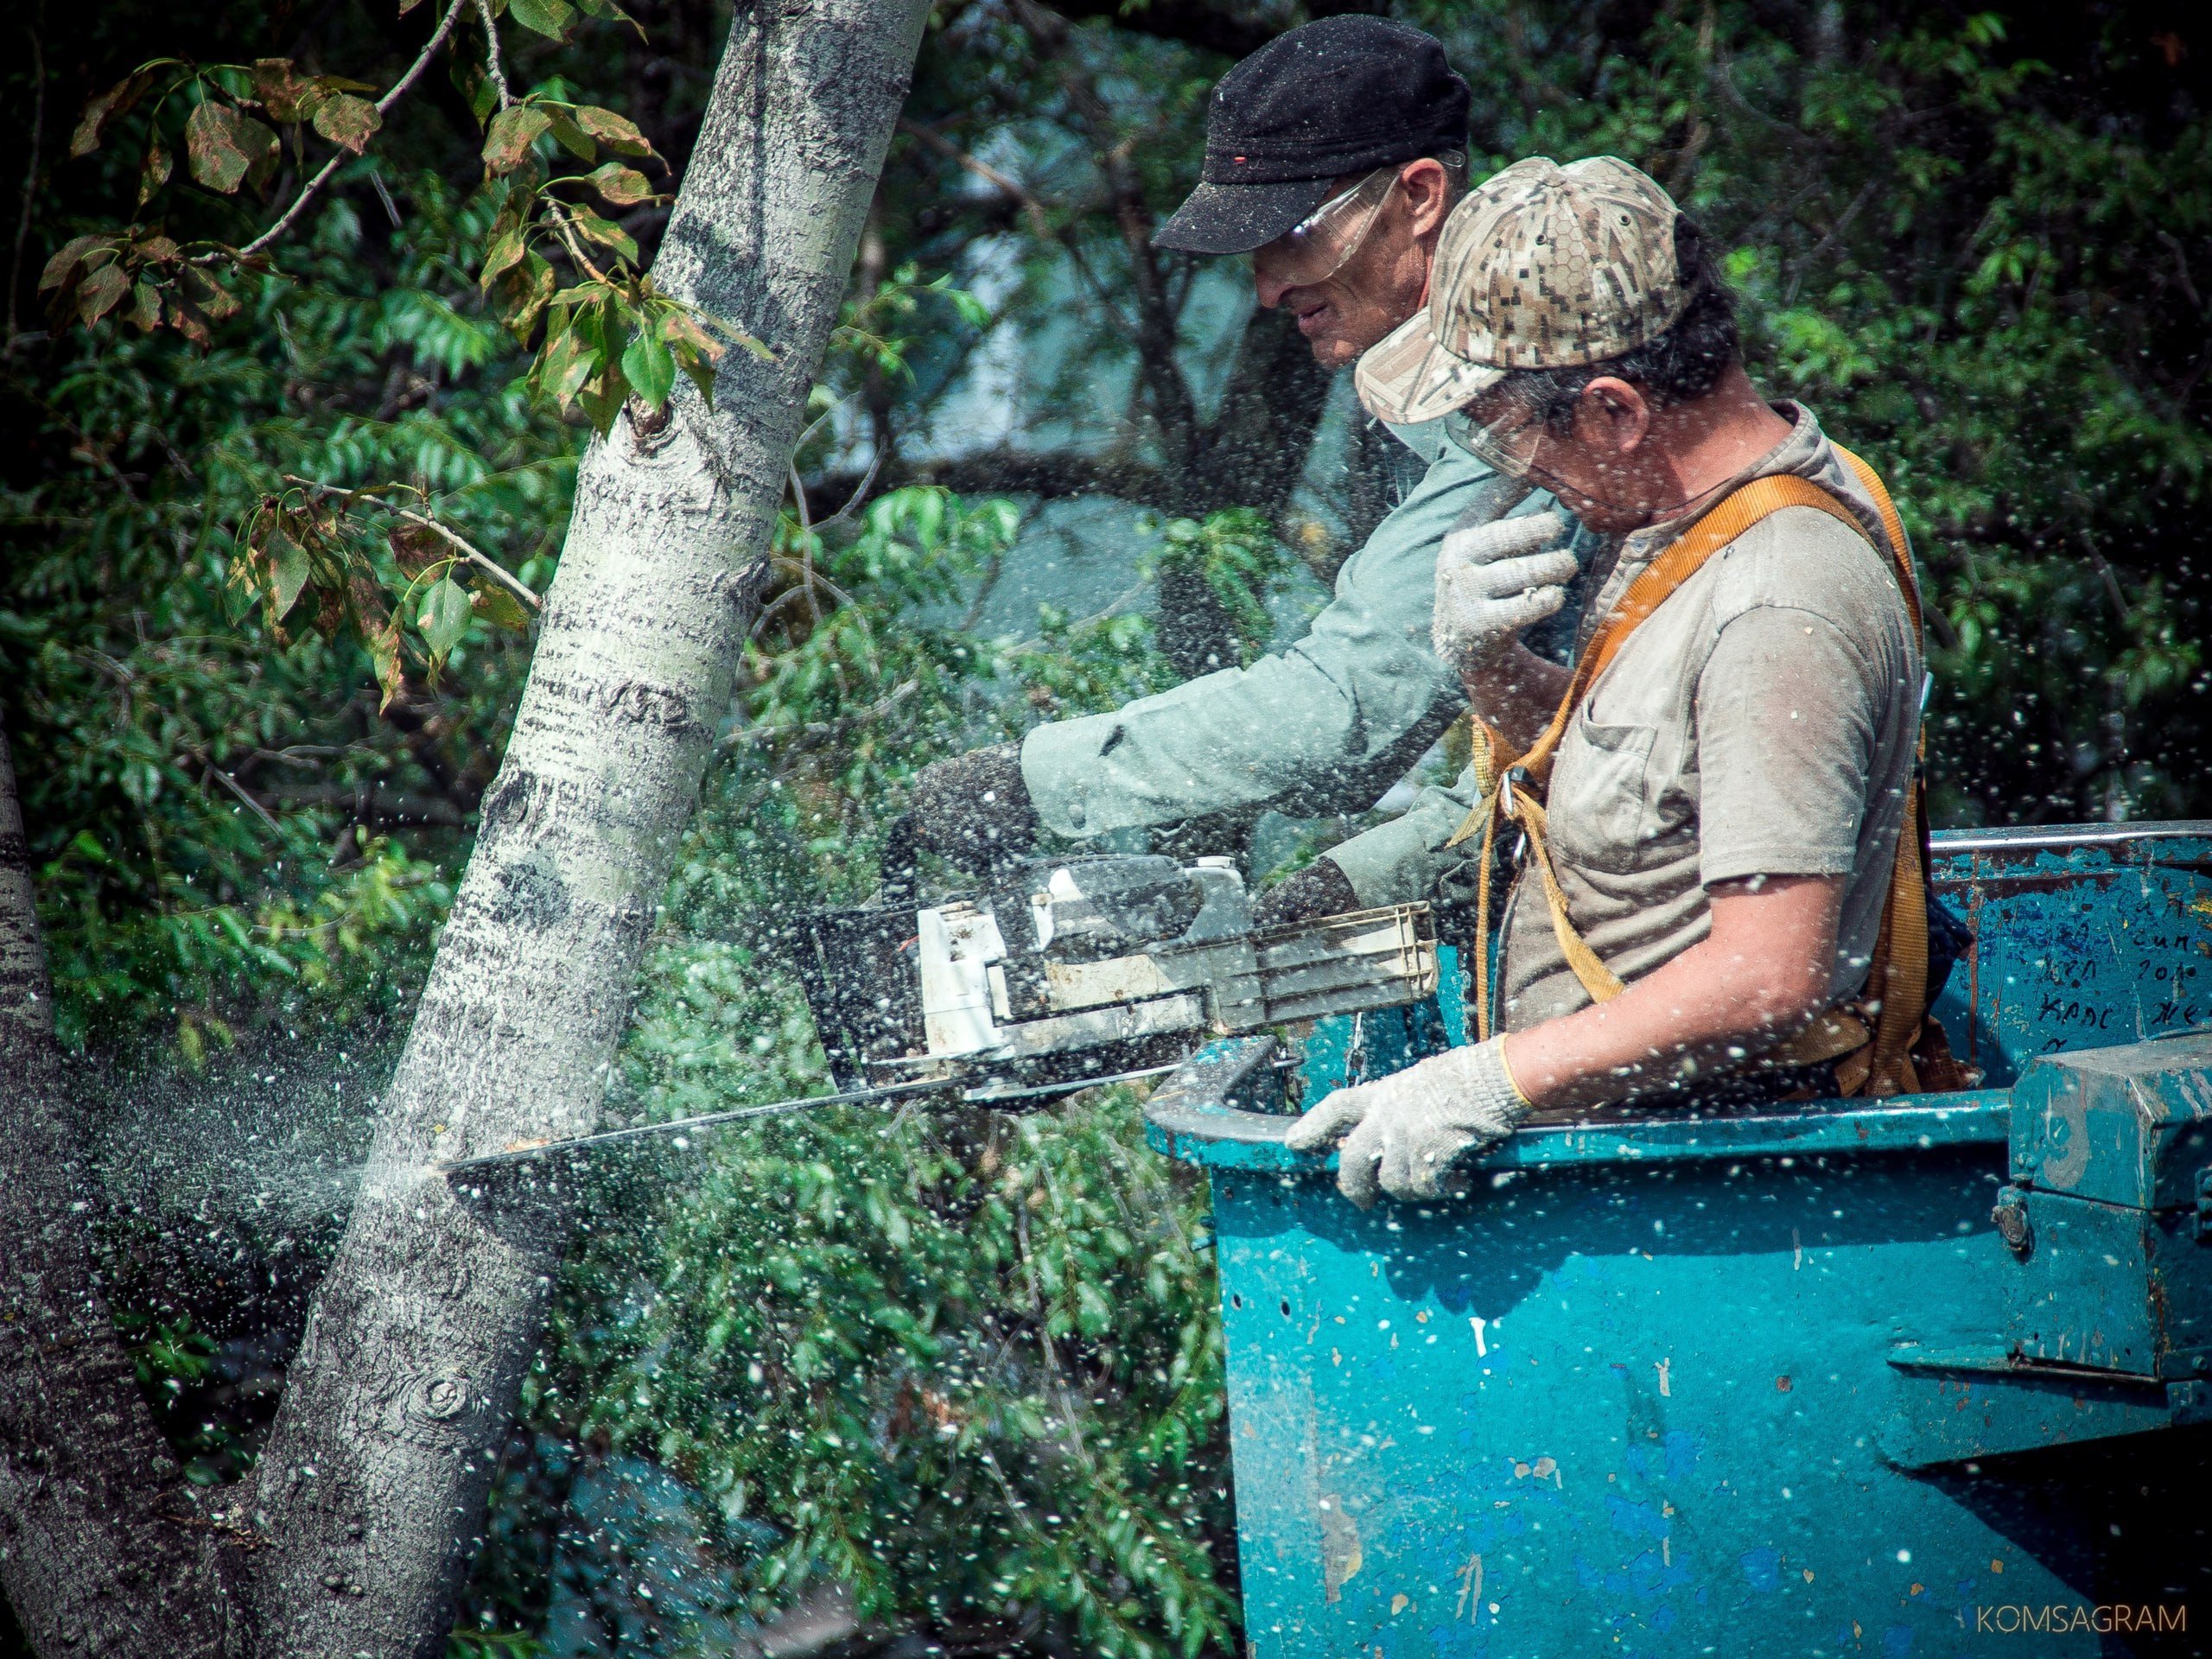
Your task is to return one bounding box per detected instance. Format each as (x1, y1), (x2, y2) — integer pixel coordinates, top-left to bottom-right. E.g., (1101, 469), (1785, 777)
(1149, 825), (2212, 1656)
(1878, 1352), (2189, 1470)
(2008, 1033), (2212, 1211)
(1930, 823), (2212, 1084)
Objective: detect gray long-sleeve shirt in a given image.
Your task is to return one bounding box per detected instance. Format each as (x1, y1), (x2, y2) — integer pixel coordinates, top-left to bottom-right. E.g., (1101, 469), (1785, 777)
(1017, 419), (1550, 890)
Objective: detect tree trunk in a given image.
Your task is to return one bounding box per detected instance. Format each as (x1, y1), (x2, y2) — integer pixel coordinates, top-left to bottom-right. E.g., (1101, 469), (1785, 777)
(0, 726), (238, 1658)
(241, 1), (933, 1652)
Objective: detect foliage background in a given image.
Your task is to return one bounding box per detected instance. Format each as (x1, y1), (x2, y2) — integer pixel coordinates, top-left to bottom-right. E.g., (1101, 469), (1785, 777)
(2, 0), (2208, 1652)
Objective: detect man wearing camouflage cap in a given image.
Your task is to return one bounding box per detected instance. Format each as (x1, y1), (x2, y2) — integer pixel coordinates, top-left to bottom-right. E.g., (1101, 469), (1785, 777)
(1291, 156), (1931, 1208)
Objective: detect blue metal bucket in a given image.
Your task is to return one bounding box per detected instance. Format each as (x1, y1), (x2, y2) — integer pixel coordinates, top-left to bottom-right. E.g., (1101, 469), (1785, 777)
(1148, 825), (2212, 1656)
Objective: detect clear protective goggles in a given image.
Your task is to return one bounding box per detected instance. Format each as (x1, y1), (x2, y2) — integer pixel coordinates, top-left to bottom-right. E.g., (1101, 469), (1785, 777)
(1446, 387), (1556, 480)
(1255, 167), (1401, 288)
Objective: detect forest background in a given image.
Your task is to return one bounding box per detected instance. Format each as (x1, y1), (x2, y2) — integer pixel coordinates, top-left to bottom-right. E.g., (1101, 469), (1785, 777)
(2, 0), (2208, 1652)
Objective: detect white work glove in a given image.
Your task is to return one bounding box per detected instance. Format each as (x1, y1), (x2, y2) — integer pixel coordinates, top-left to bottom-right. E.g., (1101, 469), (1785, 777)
(1431, 510), (1578, 675)
(1284, 1037), (1530, 1209)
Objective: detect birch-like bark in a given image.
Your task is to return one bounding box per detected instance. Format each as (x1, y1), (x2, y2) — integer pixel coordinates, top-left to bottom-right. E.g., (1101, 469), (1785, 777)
(0, 727), (238, 1657)
(244, 1), (933, 1651)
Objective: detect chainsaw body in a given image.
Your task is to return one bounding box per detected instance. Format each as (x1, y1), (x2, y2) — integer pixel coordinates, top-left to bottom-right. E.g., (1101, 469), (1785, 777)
(792, 853), (1440, 1095)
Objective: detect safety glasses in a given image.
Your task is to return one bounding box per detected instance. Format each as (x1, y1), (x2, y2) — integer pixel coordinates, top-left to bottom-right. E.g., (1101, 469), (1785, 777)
(1446, 390), (1554, 479)
(1255, 168), (1401, 289)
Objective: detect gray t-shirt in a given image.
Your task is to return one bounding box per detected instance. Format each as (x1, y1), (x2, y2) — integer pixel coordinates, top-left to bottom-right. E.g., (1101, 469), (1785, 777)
(1499, 404), (1923, 1030)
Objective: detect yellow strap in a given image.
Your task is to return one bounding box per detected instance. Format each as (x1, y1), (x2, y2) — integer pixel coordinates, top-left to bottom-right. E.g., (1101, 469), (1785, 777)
(1860, 779), (1929, 1095)
(1773, 1007), (1876, 1068)
(1515, 795), (1624, 1001)
(1446, 473), (1882, 853)
(1832, 444), (1928, 1097)
(1454, 454), (1932, 1092)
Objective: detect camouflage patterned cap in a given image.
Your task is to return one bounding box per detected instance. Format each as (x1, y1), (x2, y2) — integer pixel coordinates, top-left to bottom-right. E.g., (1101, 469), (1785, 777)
(1355, 156), (1691, 426)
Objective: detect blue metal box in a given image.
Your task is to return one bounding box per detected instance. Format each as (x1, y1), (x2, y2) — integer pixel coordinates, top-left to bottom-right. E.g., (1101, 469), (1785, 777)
(1147, 825), (2212, 1657)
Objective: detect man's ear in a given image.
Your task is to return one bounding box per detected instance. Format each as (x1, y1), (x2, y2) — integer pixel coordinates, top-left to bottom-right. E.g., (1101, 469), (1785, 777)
(1398, 157), (1453, 238)
(1578, 376), (1652, 454)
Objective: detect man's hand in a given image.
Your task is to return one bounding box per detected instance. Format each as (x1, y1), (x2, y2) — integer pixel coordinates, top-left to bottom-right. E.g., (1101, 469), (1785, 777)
(1284, 1037), (1529, 1208)
(1431, 510), (1577, 675)
(906, 741), (1040, 875)
(1250, 857), (1360, 930)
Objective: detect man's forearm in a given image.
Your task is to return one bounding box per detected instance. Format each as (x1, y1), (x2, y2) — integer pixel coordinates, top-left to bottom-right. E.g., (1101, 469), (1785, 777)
(1500, 875), (1842, 1108)
(1462, 645), (1570, 756)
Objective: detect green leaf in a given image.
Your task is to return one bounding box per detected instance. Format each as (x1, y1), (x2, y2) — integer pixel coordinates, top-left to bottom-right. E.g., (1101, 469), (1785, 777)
(575, 359), (630, 434)
(38, 236), (107, 294)
(545, 111), (596, 163)
(312, 92), (381, 156)
(177, 264), (241, 321)
(126, 279), (163, 333)
(671, 343), (716, 408)
(482, 105), (551, 176)
(419, 576), (473, 659)
(369, 621), (404, 712)
(453, 54), (497, 124)
(76, 262), (130, 326)
(387, 523), (447, 575)
(659, 307), (723, 359)
(480, 223), (528, 289)
(622, 326), (676, 410)
(567, 207), (638, 264)
(534, 311), (599, 408)
(184, 101), (276, 194)
(249, 59), (315, 123)
(573, 0), (640, 27)
(266, 525), (313, 620)
(572, 105), (651, 156)
(508, 0), (576, 38)
(661, 308), (724, 408)
(587, 162), (653, 206)
(71, 70), (155, 159)
(492, 251), (557, 344)
(472, 583), (532, 632)
(137, 143), (173, 209)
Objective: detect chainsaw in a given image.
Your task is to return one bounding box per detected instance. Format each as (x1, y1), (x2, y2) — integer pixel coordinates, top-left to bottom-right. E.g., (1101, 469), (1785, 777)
(442, 842), (1438, 1173)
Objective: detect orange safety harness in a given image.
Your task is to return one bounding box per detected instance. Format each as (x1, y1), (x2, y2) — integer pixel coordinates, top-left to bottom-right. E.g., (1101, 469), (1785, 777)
(1446, 446), (1930, 1097)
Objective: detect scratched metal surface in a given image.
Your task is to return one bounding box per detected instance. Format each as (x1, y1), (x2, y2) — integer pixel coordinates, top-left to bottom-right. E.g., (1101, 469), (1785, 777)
(1154, 826), (2212, 1657)
(1213, 1154), (2082, 1657)
(1931, 823), (2212, 1086)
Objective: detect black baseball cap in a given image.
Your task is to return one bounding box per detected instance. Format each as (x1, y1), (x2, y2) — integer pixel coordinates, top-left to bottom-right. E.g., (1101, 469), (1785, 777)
(1154, 16), (1471, 256)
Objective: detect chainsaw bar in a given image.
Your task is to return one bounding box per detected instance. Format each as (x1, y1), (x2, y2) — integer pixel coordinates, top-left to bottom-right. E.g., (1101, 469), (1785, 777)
(435, 1059), (1187, 1175)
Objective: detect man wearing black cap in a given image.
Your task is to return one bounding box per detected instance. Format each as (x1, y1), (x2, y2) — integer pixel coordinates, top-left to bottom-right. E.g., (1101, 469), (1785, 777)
(906, 17), (1580, 920)
(1156, 15), (1469, 374)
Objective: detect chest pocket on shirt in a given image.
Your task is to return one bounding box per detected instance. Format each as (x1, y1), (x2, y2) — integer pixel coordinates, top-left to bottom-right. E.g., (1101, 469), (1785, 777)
(1549, 718), (1658, 876)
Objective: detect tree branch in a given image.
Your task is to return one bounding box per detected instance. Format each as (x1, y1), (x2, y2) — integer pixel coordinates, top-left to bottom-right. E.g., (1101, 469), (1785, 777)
(6, 29), (45, 347)
(188, 747), (285, 835)
(232, 0), (473, 260)
(280, 476), (542, 613)
(1014, 0), (1202, 490)
(898, 117), (1051, 242)
(475, 0), (516, 111)
(257, 781), (469, 828)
